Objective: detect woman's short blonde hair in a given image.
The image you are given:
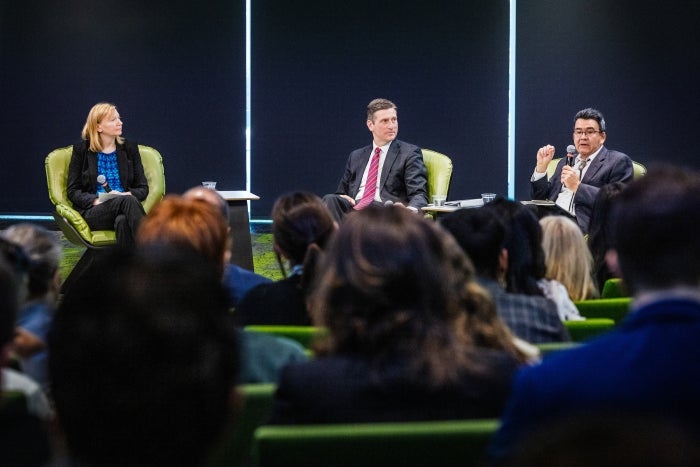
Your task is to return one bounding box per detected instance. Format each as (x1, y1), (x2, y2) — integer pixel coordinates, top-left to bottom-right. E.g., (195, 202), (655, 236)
(81, 102), (124, 152)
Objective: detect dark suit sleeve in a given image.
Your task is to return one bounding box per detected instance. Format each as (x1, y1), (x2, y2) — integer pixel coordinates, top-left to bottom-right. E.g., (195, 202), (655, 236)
(530, 161), (562, 201)
(334, 152), (358, 197)
(403, 146), (428, 209)
(67, 143), (98, 210)
(573, 151), (633, 217)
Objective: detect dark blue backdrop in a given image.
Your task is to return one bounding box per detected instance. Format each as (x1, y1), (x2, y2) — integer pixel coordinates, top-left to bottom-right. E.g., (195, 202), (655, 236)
(1, 1), (698, 219)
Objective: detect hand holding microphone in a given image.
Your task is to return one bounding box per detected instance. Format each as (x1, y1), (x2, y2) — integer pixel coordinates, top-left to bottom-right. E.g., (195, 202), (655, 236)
(566, 145), (577, 167)
(97, 174), (112, 192)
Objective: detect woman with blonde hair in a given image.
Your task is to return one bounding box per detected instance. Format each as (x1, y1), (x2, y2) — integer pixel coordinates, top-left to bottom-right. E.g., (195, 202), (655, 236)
(67, 103), (148, 249)
(540, 215), (599, 302)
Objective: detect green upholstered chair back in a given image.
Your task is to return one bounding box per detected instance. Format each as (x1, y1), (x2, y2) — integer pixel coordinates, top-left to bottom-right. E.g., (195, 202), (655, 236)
(574, 297), (632, 324)
(45, 144), (165, 247)
(563, 318), (616, 342)
(546, 158), (647, 180)
(243, 325), (327, 349)
(421, 148), (453, 203)
(253, 418), (500, 467)
(600, 278), (629, 299)
(210, 383), (276, 467)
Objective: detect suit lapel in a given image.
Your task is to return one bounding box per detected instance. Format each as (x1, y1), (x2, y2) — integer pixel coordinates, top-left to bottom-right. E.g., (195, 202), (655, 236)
(582, 146), (607, 183)
(380, 141), (400, 187)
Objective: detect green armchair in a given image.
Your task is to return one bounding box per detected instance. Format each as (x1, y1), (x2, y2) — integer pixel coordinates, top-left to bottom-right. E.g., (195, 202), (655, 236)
(421, 148), (453, 218)
(45, 144), (165, 289)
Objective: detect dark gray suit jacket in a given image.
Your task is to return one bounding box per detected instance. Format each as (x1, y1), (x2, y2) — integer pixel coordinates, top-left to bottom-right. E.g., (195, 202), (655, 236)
(335, 139), (428, 209)
(530, 146), (633, 233)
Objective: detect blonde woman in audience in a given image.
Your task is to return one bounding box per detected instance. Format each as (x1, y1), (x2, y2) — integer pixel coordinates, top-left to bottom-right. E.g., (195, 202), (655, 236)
(540, 215), (599, 302)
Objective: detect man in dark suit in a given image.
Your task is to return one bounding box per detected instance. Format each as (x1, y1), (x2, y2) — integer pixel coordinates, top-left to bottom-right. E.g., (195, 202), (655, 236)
(490, 166), (700, 462)
(323, 98), (428, 221)
(530, 108), (633, 234)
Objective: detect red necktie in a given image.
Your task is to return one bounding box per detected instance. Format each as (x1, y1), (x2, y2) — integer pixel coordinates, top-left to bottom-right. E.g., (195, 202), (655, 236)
(354, 147), (381, 210)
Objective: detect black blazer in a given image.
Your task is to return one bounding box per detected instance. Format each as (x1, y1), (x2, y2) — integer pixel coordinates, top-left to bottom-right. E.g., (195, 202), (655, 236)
(530, 146), (633, 233)
(268, 349), (519, 425)
(335, 139), (428, 209)
(67, 140), (149, 212)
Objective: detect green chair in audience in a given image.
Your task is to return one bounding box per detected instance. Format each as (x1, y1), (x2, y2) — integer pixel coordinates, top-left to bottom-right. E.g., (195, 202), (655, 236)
(253, 418), (499, 467)
(209, 383), (276, 467)
(244, 325), (328, 349)
(535, 341), (581, 358)
(601, 278), (629, 298)
(564, 318), (616, 342)
(574, 298), (632, 324)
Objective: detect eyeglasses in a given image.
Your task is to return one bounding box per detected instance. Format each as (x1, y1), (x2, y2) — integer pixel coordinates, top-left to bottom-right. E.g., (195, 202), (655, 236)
(573, 129), (603, 137)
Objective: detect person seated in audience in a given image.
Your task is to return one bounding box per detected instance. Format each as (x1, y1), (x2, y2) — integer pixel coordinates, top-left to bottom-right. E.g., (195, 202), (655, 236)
(234, 191), (336, 326)
(440, 208), (567, 346)
(0, 252), (52, 466)
(485, 199), (582, 322)
(268, 206), (520, 425)
(49, 245), (239, 466)
(489, 166), (700, 462)
(587, 181), (627, 292)
(137, 195), (307, 383)
(540, 215), (599, 302)
(182, 186), (271, 308)
(0, 237), (53, 422)
(2, 223), (62, 391)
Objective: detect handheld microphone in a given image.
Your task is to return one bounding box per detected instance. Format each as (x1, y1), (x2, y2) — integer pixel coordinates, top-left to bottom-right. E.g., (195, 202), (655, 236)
(97, 174), (112, 192)
(566, 145), (577, 167)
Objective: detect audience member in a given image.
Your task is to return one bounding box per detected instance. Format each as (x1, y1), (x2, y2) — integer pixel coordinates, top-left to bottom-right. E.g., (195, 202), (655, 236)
(182, 186), (271, 308)
(235, 191), (336, 326)
(530, 107), (633, 234)
(2, 223), (61, 391)
(489, 166), (700, 461)
(0, 253), (51, 466)
(49, 245), (239, 466)
(137, 195), (307, 383)
(67, 102), (148, 249)
(322, 98), (428, 222)
(587, 181), (626, 292)
(540, 215), (599, 301)
(441, 208), (567, 345)
(485, 199), (581, 323)
(268, 206), (520, 424)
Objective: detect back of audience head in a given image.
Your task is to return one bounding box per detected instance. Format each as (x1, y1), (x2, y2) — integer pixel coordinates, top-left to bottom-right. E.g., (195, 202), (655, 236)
(483, 199), (547, 296)
(310, 206), (507, 386)
(540, 215), (598, 301)
(137, 195), (230, 278)
(0, 237), (31, 304)
(182, 185), (231, 222)
(587, 182), (626, 288)
(2, 223), (61, 302)
(0, 256), (18, 353)
(610, 166), (700, 295)
(440, 208), (537, 364)
(271, 191), (336, 282)
(49, 245), (238, 466)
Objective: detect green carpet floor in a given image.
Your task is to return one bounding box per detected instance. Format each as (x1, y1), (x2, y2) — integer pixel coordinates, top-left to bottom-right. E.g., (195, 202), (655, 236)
(58, 232), (284, 282)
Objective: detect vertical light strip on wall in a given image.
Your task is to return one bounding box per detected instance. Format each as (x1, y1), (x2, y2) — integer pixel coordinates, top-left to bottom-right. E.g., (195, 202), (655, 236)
(507, 0), (516, 199)
(245, 0), (252, 197)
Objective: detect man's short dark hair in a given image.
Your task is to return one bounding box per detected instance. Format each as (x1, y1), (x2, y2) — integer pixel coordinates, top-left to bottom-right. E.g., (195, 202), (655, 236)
(611, 165), (700, 294)
(574, 108), (606, 132)
(49, 245), (239, 466)
(367, 98), (397, 121)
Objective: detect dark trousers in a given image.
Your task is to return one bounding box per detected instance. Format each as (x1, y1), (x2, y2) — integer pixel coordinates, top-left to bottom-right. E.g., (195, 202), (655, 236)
(82, 195), (146, 250)
(323, 194), (388, 223)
